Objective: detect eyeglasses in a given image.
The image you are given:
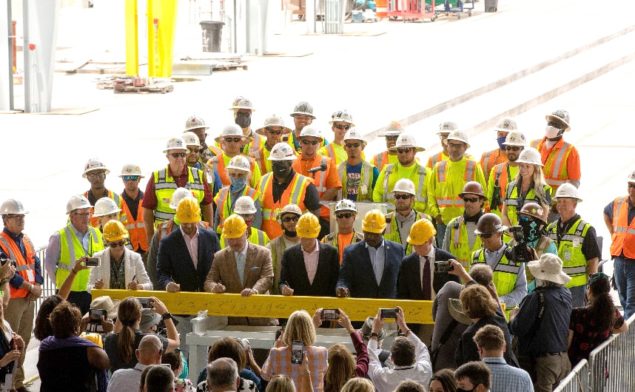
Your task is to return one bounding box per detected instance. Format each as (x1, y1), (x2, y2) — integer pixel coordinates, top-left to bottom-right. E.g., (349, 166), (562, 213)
(266, 128), (283, 135)
(224, 137), (243, 143)
(479, 233), (494, 239)
(386, 136), (399, 141)
(188, 147), (201, 153)
(345, 142), (361, 149)
(108, 241), (126, 248)
(87, 171), (106, 178)
(394, 194), (412, 200)
(301, 139), (320, 146)
(463, 197), (479, 203)
(505, 146), (522, 151)
(170, 152), (187, 158)
(336, 212), (354, 219)
(397, 148), (412, 154)
(629, 183), (635, 188)
(4, 214), (24, 220)
(282, 216), (299, 223)
(72, 212), (90, 217)
(122, 175), (140, 182)
(334, 124), (351, 130)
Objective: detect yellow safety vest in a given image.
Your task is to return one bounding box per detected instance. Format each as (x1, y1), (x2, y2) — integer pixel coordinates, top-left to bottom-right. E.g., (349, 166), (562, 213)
(546, 218), (591, 288)
(471, 246), (520, 299)
(219, 228), (270, 248)
(319, 142), (347, 167)
(446, 215), (483, 265)
(384, 212), (432, 254)
(374, 163), (430, 214)
(213, 186), (259, 232)
(504, 181), (551, 226)
(337, 161), (374, 202)
(153, 166), (206, 224)
(55, 224), (104, 291)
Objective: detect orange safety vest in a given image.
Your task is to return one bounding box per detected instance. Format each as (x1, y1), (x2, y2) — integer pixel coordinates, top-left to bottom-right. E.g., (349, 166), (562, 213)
(259, 172), (312, 239)
(372, 151), (389, 172)
(427, 151), (446, 169)
(293, 155), (332, 219)
(0, 232), (36, 299)
(610, 196), (635, 259)
(533, 138), (576, 188)
(214, 186), (259, 230)
(213, 154), (259, 186)
(480, 149), (507, 183)
(489, 163), (513, 212)
(120, 196), (148, 252)
(84, 190), (122, 228)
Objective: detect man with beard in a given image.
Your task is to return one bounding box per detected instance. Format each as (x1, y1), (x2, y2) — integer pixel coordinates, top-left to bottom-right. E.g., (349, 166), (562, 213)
(486, 131), (526, 215)
(253, 114), (292, 174)
(384, 179), (432, 255)
(372, 120), (403, 172)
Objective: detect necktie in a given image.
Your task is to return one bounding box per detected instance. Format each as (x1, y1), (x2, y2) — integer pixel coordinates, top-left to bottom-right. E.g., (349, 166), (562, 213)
(422, 256), (431, 300)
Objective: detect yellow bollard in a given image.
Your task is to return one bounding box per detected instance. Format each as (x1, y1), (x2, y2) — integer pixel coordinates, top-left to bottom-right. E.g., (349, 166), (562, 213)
(125, 0), (139, 76)
(147, 0), (177, 78)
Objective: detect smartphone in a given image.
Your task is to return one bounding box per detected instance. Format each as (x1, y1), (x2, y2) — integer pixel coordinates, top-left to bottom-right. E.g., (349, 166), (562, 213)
(136, 297), (154, 309)
(84, 257), (100, 267)
(321, 309), (340, 321)
(379, 308), (398, 320)
(291, 340), (303, 364)
(89, 308), (107, 323)
(435, 260), (453, 273)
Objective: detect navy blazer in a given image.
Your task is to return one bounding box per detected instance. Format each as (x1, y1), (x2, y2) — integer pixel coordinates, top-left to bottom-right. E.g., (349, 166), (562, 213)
(336, 240), (404, 299)
(157, 227), (220, 292)
(397, 248), (460, 300)
(279, 243), (339, 297)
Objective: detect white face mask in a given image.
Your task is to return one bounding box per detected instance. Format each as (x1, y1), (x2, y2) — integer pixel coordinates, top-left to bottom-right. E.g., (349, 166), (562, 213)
(545, 125), (561, 139)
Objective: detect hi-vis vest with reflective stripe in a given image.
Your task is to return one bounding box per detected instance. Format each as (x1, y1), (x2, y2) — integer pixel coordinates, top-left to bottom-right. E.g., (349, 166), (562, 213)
(220, 228), (269, 248)
(487, 163), (519, 214)
(610, 196), (635, 259)
(447, 215), (483, 264)
(431, 159), (480, 224)
(245, 132), (266, 162)
(153, 166), (205, 224)
(55, 224), (104, 291)
(504, 181), (551, 226)
(319, 143), (347, 167)
(0, 232), (36, 298)
(212, 153), (261, 188)
(532, 139), (575, 188)
(471, 246), (520, 298)
(214, 186), (259, 232)
(337, 161), (373, 201)
(372, 151), (398, 172)
(426, 151), (448, 169)
(84, 190), (122, 228)
(381, 163), (429, 212)
(480, 149), (507, 183)
(546, 218), (591, 288)
(259, 172), (312, 239)
(384, 211), (432, 254)
(255, 146), (272, 174)
(120, 197), (148, 252)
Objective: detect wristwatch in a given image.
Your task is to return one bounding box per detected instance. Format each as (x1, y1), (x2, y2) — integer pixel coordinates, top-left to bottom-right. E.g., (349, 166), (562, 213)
(161, 312), (173, 321)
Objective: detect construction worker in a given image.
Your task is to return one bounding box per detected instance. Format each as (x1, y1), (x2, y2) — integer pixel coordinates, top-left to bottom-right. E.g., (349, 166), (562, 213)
(0, 199), (43, 392)
(184, 116), (224, 196)
(470, 213), (527, 314)
(267, 204), (302, 294)
(373, 134), (430, 214)
(546, 184), (599, 307)
(385, 179), (433, 255)
(426, 121), (458, 169)
(480, 118), (517, 183)
(604, 170), (635, 318)
(214, 155), (261, 232)
(517, 202), (558, 291)
(531, 109), (581, 188)
(229, 96), (266, 157)
(501, 147), (551, 227)
(82, 158), (121, 228)
(257, 142), (321, 240)
(319, 110), (355, 166)
(119, 164), (148, 258)
(183, 131), (204, 170)
(92, 197), (122, 232)
(338, 128), (379, 202)
(209, 124), (262, 188)
(372, 120), (402, 172)
(428, 130), (486, 245)
(45, 195), (105, 314)
(486, 131), (526, 215)
(288, 101), (327, 152)
(220, 196), (269, 248)
(254, 114), (292, 174)
(442, 182), (486, 266)
(292, 126), (342, 235)
(321, 199), (364, 263)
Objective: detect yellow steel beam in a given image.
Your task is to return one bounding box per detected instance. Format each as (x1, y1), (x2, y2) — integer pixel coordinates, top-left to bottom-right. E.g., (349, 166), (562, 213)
(124, 0), (139, 76)
(92, 290), (434, 324)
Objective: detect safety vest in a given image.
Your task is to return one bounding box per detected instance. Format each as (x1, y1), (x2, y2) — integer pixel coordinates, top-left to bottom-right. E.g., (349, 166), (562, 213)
(337, 161), (374, 201)
(504, 181), (551, 226)
(319, 142), (347, 167)
(84, 190), (122, 228)
(379, 163), (430, 214)
(214, 186), (259, 231)
(288, 131), (327, 153)
(487, 163), (519, 214)
(372, 151), (399, 172)
(268, 236), (299, 294)
(254, 146), (272, 174)
(426, 151), (448, 169)
(156, 220), (211, 244)
(153, 166), (206, 224)
(243, 131), (266, 161)
(219, 228), (270, 248)
(481, 149), (507, 183)
(471, 246), (520, 299)
(533, 138), (577, 188)
(385, 211), (432, 254)
(321, 231), (364, 263)
(546, 218), (591, 288)
(610, 196), (635, 259)
(259, 172), (312, 239)
(55, 224), (104, 291)
(430, 158), (484, 225)
(211, 153), (261, 188)
(293, 155), (336, 220)
(0, 232), (36, 298)
(446, 215), (483, 264)
(120, 196), (148, 252)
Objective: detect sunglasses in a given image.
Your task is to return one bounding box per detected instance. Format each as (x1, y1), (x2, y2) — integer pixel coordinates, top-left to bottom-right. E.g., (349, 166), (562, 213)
(122, 175), (140, 182)
(4, 214), (24, 220)
(336, 212), (354, 219)
(224, 137), (243, 143)
(386, 136), (399, 140)
(188, 147), (201, 153)
(397, 148), (412, 154)
(87, 171), (106, 178)
(463, 197), (479, 203)
(170, 152), (187, 158)
(345, 142), (361, 149)
(282, 216), (299, 223)
(72, 212), (91, 217)
(266, 128), (283, 135)
(629, 183), (635, 188)
(505, 146), (522, 151)
(479, 233), (494, 239)
(108, 241), (126, 248)
(334, 124), (351, 130)
(301, 139), (320, 146)
(394, 194), (412, 200)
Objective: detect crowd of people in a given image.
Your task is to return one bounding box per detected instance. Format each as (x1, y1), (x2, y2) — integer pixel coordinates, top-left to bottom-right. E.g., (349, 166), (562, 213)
(0, 98), (633, 392)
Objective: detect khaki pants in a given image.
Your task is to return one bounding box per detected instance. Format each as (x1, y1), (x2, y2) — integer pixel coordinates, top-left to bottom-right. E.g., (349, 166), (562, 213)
(4, 297), (35, 389)
(533, 352), (571, 392)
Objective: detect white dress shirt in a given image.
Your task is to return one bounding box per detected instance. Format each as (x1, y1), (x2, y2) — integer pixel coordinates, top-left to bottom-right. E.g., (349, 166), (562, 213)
(419, 247), (437, 300)
(180, 227), (199, 269)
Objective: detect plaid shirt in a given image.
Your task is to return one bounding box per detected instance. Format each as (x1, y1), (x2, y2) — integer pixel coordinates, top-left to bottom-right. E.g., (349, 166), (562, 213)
(483, 357), (534, 392)
(262, 345), (328, 392)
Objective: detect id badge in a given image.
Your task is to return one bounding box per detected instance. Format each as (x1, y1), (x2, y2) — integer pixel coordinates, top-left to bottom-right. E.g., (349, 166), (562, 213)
(572, 238), (581, 248)
(564, 251), (572, 261)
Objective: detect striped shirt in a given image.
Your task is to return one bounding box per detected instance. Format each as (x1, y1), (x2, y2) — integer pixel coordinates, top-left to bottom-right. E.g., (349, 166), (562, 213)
(262, 345), (328, 392)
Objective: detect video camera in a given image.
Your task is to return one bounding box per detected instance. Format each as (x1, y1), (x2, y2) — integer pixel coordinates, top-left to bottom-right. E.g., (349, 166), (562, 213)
(505, 225), (535, 264)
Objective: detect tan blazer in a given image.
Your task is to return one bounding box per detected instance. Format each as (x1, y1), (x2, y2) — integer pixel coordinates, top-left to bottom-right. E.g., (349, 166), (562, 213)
(204, 243), (276, 326)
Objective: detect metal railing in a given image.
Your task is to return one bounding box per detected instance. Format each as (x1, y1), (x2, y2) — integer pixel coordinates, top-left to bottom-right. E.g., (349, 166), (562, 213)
(588, 314), (635, 392)
(554, 359), (589, 392)
(34, 246), (57, 316)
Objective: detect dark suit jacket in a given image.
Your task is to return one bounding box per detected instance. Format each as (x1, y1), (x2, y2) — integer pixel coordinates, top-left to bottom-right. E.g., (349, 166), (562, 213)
(397, 248), (460, 299)
(279, 243), (339, 297)
(157, 228), (220, 292)
(336, 240), (404, 299)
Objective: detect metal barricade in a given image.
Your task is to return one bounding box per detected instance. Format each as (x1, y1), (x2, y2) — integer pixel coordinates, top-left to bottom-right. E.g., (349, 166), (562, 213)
(554, 359), (589, 392)
(588, 314), (635, 392)
(34, 246), (56, 316)
(324, 0), (344, 34)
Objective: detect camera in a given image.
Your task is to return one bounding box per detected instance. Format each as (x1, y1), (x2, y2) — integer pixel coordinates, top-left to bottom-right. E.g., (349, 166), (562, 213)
(321, 309), (340, 321)
(136, 297), (154, 309)
(0, 257), (16, 267)
(84, 257), (100, 267)
(435, 260), (453, 273)
(506, 226), (534, 264)
(379, 308), (398, 319)
(291, 340), (304, 364)
(89, 308), (107, 322)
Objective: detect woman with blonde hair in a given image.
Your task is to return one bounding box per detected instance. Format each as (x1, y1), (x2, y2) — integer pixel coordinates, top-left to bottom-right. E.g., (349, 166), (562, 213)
(501, 147), (551, 226)
(265, 375), (297, 392)
(340, 377), (374, 392)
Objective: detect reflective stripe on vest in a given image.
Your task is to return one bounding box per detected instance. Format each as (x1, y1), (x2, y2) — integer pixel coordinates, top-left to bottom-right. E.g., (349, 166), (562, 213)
(610, 196), (635, 258)
(449, 216), (483, 263)
(373, 151), (389, 171)
(85, 190), (122, 228)
(55, 225), (104, 291)
(504, 183), (549, 226)
(121, 197), (148, 252)
(0, 233), (36, 298)
(539, 139), (573, 186)
(216, 187), (258, 229)
(260, 172), (311, 239)
(338, 161), (373, 200)
(436, 160), (476, 183)
(472, 247), (520, 297)
(546, 218), (590, 287)
(153, 166), (205, 223)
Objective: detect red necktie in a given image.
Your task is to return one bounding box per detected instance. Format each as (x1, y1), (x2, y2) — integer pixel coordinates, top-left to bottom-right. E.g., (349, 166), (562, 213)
(422, 256), (431, 300)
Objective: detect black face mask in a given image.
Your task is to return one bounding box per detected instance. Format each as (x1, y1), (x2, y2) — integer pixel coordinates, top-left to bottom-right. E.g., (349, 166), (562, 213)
(284, 229), (297, 238)
(272, 161), (292, 178)
(519, 216), (544, 243)
(235, 112), (251, 128)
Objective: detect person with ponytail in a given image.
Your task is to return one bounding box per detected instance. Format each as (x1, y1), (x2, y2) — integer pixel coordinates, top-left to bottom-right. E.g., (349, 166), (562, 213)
(567, 272), (629, 366)
(104, 296), (180, 372)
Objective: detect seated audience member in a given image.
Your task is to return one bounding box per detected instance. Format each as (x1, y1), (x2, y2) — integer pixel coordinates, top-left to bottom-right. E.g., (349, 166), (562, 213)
(162, 350), (197, 392)
(265, 375), (296, 392)
(367, 307), (432, 392)
(454, 361), (491, 392)
(34, 295), (64, 341)
(394, 380), (425, 392)
(37, 302), (110, 392)
(429, 368), (457, 392)
(145, 364), (175, 392)
(108, 335), (163, 392)
(0, 295), (25, 390)
(206, 358), (241, 392)
(340, 377), (374, 392)
(140, 365), (154, 392)
(196, 337), (259, 392)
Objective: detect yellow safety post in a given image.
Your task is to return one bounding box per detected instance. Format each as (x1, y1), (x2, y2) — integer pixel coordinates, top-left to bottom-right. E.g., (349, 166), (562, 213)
(147, 0), (177, 78)
(92, 290), (435, 324)
(124, 0), (139, 76)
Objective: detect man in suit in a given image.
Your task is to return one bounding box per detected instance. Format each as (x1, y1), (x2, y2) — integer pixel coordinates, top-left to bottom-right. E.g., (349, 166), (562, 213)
(204, 214), (275, 325)
(280, 213), (339, 297)
(336, 209), (404, 299)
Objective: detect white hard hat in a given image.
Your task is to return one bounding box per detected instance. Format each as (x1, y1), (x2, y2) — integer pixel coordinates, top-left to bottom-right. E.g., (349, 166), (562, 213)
(66, 195), (91, 214)
(299, 126), (323, 141)
(493, 118), (518, 132)
(378, 120), (404, 137)
(93, 197), (121, 217)
(163, 137), (187, 153)
(277, 204), (302, 219)
(182, 132), (201, 147)
(335, 199), (357, 213)
(628, 170), (635, 183)
(119, 164), (144, 178)
(390, 134), (425, 152)
(256, 114), (292, 136)
(230, 96), (254, 111)
(446, 130), (470, 146)
(503, 131), (527, 147)
(290, 101), (315, 118)
(392, 179), (416, 196)
(169, 188), (195, 209)
(215, 124), (245, 143)
(343, 128), (366, 145)
(268, 143), (297, 161)
(329, 110), (354, 125)
(555, 183), (582, 201)
(0, 199), (28, 215)
(184, 115), (209, 132)
(227, 155), (251, 172)
(515, 147), (543, 166)
(437, 121), (458, 135)
(234, 196), (257, 215)
(545, 110), (570, 131)
(83, 159), (109, 177)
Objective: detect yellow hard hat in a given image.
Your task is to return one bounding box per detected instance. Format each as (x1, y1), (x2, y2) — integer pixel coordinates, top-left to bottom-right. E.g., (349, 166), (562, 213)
(175, 198), (201, 224)
(102, 220), (129, 243)
(222, 214), (247, 239)
(362, 209), (386, 234)
(407, 219), (436, 246)
(296, 213), (321, 239)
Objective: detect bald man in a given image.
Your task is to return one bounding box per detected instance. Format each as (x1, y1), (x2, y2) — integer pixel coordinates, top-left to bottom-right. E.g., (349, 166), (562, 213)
(108, 335), (163, 392)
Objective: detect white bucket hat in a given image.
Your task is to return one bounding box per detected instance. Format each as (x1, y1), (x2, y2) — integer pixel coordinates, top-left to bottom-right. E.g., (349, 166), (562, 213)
(527, 254), (571, 285)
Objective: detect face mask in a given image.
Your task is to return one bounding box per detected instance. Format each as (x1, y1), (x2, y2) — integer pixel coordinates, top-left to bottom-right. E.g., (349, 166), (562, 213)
(272, 162), (291, 177)
(284, 229), (297, 238)
(520, 217), (542, 243)
(497, 136), (507, 149)
(235, 113), (251, 129)
(545, 125), (561, 139)
(230, 176), (247, 192)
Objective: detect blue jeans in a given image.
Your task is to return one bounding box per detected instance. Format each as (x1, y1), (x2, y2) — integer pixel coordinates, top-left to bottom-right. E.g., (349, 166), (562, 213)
(613, 256), (635, 319)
